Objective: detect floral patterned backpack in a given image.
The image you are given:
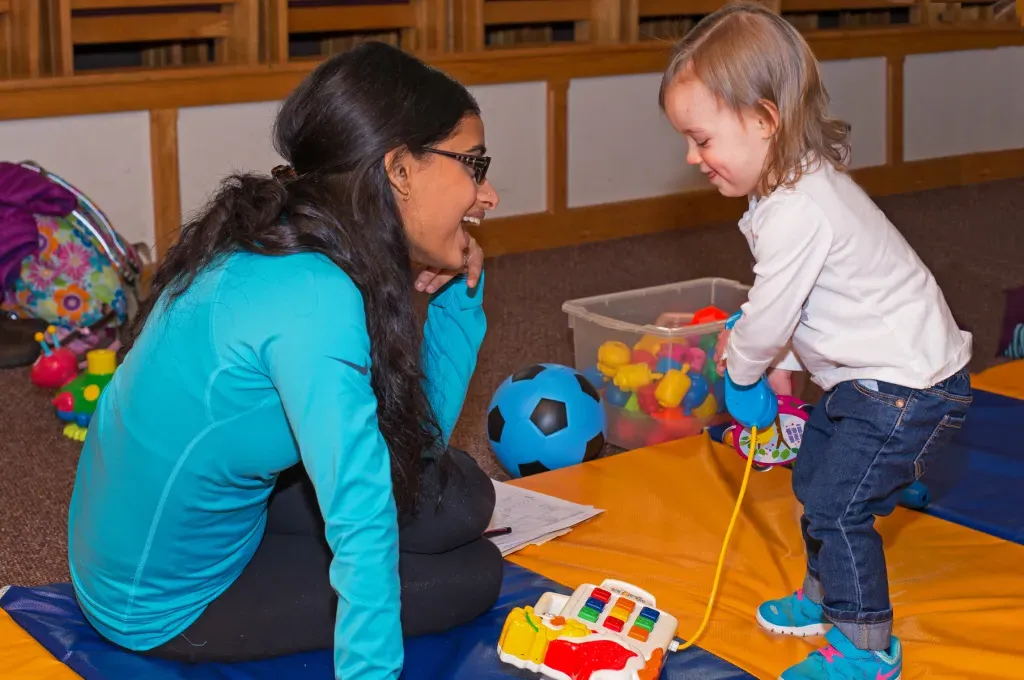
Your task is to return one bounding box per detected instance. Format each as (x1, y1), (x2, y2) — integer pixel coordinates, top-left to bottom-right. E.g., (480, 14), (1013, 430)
(0, 161), (149, 355)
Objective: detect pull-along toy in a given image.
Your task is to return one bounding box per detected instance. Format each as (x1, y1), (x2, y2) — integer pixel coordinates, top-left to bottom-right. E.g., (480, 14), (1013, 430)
(721, 393), (811, 471)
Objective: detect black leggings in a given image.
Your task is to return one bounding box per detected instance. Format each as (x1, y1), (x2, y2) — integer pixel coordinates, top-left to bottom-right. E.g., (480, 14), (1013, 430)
(145, 448), (504, 663)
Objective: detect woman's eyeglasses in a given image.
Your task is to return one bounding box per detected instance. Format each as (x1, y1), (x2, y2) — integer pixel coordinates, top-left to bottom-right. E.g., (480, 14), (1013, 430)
(424, 148), (491, 185)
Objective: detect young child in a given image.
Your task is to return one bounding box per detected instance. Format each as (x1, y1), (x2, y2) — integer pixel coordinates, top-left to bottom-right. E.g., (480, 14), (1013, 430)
(658, 4), (973, 679)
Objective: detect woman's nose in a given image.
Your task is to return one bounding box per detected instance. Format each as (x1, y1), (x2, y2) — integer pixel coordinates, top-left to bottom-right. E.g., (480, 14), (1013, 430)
(478, 179), (499, 210)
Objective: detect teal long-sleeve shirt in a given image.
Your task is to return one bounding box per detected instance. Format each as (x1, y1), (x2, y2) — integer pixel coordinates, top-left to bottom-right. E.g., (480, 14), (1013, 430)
(67, 251), (486, 679)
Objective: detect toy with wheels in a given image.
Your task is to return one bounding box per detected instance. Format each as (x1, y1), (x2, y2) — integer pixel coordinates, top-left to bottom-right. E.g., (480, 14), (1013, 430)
(717, 310), (812, 471)
(51, 348), (117, 441)
(720, 394), (810, 471)
(30, 326), (79, 389)
(487, 363), (607, 478)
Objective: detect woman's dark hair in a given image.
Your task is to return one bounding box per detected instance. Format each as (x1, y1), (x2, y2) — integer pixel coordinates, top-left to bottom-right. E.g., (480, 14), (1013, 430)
(122, 42), (481, 520)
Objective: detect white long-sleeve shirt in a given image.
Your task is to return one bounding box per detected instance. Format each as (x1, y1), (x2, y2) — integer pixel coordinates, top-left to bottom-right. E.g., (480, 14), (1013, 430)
(726, 161), (972, 391)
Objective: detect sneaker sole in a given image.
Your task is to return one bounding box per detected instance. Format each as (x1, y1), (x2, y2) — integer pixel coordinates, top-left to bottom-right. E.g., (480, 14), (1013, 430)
(778, 675), (899, 680)
(755, 608), (831, 637)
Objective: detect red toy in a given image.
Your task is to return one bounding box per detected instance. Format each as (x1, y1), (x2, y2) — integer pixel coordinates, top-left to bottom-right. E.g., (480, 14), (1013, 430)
(689, 306), (729, 326)
(30, 326), (78, 389)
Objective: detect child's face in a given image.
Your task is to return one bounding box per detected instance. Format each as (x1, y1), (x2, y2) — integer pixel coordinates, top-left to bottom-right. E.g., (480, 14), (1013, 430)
(663, 76), (772, 198)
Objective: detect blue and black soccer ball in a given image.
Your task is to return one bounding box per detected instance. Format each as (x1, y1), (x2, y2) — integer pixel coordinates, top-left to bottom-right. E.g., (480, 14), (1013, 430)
(487, 363), (607, 478)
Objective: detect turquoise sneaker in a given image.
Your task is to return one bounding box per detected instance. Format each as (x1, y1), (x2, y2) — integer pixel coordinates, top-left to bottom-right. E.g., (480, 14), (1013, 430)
(780, 627), (902, 680)
(756, 588), (830, 637)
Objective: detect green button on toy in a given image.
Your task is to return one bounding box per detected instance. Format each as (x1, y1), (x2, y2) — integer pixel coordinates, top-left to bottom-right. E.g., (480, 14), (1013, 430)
(634, 615), (655, 631)
(578, 606), (600, 622)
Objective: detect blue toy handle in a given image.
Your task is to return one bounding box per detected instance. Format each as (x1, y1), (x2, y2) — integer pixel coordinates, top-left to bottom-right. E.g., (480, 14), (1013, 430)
(722, 310), (779, 430)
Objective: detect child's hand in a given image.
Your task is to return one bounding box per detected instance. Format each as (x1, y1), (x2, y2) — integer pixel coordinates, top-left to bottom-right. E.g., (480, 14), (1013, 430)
(714, 329), (731, 376)
(767, 368), (794, 396)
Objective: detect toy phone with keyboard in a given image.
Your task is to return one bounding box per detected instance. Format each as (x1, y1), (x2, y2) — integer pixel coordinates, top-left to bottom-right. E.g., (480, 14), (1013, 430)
(497, 578), (679, 680)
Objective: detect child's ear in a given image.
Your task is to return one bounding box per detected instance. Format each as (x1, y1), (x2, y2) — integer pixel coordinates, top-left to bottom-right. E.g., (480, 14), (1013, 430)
(385, 147), (413, 202)
(756, 100), (780, 140)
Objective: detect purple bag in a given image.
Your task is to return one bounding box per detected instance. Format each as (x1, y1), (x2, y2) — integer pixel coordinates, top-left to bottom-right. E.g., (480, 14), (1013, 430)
(0, 162), (78, 299)
(0, 161), (148, 356)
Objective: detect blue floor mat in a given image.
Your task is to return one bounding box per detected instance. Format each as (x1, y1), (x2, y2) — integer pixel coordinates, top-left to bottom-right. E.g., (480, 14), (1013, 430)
(918, 389), (1024, 545)
(1, 562), (752, 680)
(708, 388), (1024, 545)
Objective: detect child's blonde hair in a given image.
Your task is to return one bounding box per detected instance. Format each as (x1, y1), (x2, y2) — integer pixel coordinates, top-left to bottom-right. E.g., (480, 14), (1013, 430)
(659, 2), (850, 196)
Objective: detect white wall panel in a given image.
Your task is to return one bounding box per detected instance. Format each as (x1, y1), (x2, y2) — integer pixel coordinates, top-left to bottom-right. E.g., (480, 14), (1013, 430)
(177, 101), (285, 224)
(904, 47), (1024, 161)
(566, 59), (888, 208)
(0, 112), (154, 247)
(567, 73), (701, 208)
(819, 57), (887, 169)
(468, 82), (548, 218)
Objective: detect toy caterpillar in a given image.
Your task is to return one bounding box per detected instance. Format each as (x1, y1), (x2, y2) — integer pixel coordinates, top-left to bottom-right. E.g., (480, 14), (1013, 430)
(50, 348), (117, 442)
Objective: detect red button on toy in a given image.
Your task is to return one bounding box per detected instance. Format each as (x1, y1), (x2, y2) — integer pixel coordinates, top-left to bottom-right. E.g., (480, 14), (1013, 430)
(603, 616), (624, 632)
(591, 588), (611, 602)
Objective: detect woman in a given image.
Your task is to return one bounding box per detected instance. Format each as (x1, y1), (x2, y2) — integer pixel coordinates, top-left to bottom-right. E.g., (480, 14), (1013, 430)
(67, 42), (503, 680)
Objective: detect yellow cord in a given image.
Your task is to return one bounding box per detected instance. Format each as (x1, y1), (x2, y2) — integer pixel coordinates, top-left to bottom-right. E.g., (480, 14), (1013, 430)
(675, 425), (758, 651)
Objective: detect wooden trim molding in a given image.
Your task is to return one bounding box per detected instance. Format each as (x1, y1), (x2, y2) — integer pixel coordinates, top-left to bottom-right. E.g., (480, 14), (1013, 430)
(546, 78), (569, 214)
(149, 109), (181, 262)
(0, 25), (1020, 121)
(886, 53), (905, 167)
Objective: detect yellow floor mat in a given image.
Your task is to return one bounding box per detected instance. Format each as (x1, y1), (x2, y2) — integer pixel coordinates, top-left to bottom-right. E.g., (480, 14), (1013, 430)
(971, 360), (1024, 400)
(508, 433), (1024, 679)
(0, 608), (81, 679)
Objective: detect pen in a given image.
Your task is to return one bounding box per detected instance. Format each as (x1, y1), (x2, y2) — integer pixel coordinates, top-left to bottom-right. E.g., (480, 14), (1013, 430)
(483, 526), (512, 538)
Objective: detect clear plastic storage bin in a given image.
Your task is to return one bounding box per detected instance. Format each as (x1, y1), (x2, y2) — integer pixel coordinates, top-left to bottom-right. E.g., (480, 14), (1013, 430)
(562, 278), (751, 450)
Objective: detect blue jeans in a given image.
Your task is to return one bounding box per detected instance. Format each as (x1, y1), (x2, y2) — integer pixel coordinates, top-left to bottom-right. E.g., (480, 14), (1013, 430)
(792, 368), (972, 650)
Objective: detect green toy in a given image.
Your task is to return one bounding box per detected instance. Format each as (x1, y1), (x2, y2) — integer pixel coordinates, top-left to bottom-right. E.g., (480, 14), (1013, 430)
(51, 348), (116, 442)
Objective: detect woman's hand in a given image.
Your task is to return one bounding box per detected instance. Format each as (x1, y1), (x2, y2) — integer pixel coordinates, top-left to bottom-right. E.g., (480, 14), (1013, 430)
(414, 235), (484, 294)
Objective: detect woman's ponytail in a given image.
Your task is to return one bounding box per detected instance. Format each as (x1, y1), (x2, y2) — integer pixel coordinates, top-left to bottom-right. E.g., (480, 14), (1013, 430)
(121, 172), (290, 357)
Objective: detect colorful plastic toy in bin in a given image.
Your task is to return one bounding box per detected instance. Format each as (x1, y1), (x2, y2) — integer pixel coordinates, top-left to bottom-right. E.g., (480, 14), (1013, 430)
(563, 279), (751, 449)
(497, 578), (679, 680)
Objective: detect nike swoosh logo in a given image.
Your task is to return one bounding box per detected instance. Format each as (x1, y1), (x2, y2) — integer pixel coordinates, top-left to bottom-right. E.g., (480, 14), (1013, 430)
(337, 358), (369, 375)
(877, 667), (900, 680)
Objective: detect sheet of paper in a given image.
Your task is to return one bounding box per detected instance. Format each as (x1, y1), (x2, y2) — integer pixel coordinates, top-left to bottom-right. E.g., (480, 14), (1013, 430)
(486, 480), (603, 556)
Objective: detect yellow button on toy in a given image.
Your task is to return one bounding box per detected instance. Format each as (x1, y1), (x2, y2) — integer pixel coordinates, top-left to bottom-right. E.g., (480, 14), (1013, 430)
(84, 384), (101, 402)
